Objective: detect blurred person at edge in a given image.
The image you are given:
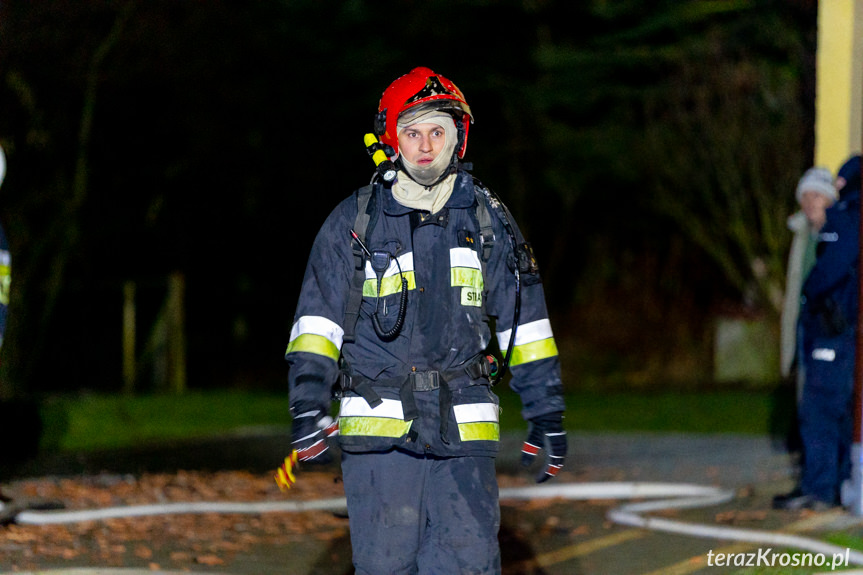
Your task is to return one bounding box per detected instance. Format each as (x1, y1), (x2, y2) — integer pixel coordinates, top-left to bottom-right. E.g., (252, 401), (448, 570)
(281, 67), (567, 574)
(0, 146), (10, 352)
(775, 154), (861, 510)
(775, 166), (837, 509)
(780, 167), (838, 396)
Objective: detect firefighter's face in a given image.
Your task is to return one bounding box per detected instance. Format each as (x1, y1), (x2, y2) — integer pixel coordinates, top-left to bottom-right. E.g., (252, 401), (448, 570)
(398, 123), (447, 166)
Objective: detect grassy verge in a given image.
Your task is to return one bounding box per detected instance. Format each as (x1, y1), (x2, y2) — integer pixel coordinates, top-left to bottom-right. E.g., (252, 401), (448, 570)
(41, 387), (791, 453)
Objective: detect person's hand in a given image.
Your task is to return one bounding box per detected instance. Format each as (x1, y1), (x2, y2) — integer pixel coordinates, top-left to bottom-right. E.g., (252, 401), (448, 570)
(291, 404), (339, 462)
(521, 412), (566, 483)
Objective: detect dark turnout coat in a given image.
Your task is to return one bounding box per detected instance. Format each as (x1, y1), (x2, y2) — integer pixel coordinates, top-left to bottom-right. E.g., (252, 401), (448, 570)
(285, 169), (564, 458)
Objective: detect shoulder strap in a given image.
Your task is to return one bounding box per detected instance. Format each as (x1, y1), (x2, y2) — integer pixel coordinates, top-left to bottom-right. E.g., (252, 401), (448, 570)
(471, 176), (524, 385)
(354, 184), (375, 250)
(343, 184), (377, 344)
(473, 184), (496, 264)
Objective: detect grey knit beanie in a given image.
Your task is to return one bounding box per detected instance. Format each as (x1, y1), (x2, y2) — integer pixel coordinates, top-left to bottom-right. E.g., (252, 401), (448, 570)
(795, 166), (837, 204)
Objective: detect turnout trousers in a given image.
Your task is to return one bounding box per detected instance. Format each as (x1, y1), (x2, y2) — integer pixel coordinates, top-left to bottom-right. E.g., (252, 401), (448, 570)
(799, 332), (855, 505)
(342, 448), (501, 575)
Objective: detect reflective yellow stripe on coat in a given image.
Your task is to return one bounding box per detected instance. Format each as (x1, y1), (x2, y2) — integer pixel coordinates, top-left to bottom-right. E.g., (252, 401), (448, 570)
(339, 397), (412, 437)
(285, 315), (343, 362)
(362, 253), (417, 297)
(450, 247), (484, 307)
(339, 397), (500, 442)
(497, 318), (558, 366)
(453, 402), (500, 441)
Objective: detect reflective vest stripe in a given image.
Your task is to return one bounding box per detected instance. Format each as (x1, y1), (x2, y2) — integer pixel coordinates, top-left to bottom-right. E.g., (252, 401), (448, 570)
(457, 422), (500, 441)
(454, 402), (500, 441)
(340, 416), (413, 438)
(340, 396), (404, 418)
(450, 247), (481, 270)
(451, 267), (483, 288)
(364, 253), (415, 280)
(285, 333), (340, 361)
(0, 262), (10, 306)
(497, 318), (553, 348)
(290, 315), (344, 347)
(339, 397), (411, 438)
(339, 398), (501, 442)
(497, 319), (558, 366)
(453, 402), (499, 423)
(510, 338), (559, 366)
(363, 271), (417, 297)
(450, 247), (483, 289)
(285, 315), (343, 361)
(362, 253), (416, 297)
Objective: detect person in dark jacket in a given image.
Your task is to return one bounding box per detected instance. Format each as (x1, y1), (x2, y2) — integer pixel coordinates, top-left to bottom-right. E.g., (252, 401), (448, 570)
(280, 67), (567, 574)
(776, 154), (861, 510)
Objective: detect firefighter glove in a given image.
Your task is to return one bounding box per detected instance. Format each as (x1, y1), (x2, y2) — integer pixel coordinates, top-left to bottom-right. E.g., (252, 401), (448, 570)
(521, 412), (566, 483)
(291, 404), (339, 463)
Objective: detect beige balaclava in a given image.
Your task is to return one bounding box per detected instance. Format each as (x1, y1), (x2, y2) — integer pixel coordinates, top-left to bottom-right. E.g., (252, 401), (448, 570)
(392, 109), (458, 214)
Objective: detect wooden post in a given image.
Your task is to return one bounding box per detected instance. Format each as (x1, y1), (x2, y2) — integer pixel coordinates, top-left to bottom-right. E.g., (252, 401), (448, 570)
(167, 272), (187, 394)
(122, 280), (136, 394)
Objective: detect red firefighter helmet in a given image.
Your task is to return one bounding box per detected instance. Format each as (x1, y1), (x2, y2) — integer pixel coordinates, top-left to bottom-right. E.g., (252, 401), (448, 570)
(375, 67), (473, 159)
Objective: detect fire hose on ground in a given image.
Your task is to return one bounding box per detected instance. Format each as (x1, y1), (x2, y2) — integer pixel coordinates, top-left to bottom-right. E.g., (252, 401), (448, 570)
(2, 481), (862, 565)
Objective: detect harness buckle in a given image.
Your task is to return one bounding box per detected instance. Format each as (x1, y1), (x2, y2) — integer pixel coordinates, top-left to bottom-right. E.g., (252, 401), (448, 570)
(410, 370), (440, 391)
(463, 354), (497, 381)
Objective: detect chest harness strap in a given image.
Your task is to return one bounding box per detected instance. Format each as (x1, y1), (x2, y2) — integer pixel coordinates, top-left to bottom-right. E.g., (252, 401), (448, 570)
(342, 183), (377, 345)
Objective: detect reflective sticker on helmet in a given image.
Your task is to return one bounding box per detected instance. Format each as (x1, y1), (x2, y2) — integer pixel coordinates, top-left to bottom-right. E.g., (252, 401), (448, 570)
(406, 76), (452, 105)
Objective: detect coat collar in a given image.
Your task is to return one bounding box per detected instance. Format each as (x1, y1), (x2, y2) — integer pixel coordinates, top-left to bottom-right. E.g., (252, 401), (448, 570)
(382, 170), (476, 216)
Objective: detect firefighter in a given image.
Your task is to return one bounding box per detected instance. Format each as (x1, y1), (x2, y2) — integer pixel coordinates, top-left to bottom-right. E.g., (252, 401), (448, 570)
(283, 67), (567, 574)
